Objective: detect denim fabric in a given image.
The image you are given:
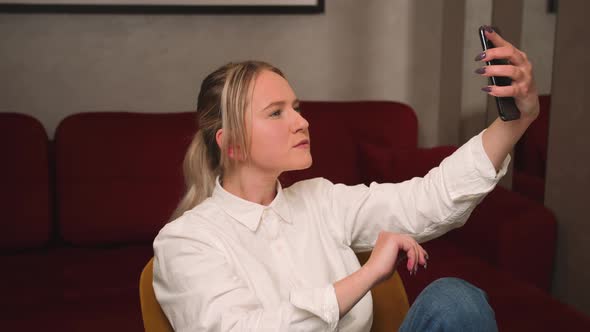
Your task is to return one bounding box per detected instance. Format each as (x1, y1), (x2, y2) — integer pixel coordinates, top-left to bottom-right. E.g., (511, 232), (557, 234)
(399, 277), (498, 332)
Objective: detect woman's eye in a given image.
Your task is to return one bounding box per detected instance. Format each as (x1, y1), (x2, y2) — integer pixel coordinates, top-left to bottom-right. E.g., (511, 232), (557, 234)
(270, 110), (282, 117)
(294, 107), (302, 114)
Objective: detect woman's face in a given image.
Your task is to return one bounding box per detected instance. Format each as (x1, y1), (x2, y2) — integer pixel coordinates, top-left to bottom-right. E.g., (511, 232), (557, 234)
(245, 69), (312, 174)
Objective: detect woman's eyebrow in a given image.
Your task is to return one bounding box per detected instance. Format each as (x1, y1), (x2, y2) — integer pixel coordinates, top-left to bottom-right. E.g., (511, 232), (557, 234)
(261, 99), (300, 112)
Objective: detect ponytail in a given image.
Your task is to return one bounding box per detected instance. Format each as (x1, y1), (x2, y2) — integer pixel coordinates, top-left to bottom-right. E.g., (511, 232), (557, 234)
(169, 131), (218, 221)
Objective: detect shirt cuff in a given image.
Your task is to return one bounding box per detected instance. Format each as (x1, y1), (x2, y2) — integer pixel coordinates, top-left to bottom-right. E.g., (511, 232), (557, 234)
(444, 129), (511, 202)
(289, 284), (340, 331)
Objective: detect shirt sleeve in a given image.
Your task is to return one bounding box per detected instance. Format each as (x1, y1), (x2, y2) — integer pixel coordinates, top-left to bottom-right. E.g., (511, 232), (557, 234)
(152, 222), (340, 332)
(320, 128), (510, 249)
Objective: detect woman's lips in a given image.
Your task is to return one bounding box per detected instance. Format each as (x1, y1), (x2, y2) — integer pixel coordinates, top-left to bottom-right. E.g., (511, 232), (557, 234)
(294, 139), (310, 148)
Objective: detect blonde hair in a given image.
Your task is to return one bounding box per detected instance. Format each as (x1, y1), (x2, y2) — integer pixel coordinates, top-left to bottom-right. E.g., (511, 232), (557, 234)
(170, 61), (285, 221)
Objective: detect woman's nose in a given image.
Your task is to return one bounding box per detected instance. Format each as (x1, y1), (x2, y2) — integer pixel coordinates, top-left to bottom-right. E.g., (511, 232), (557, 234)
(291, 109), (309, 132)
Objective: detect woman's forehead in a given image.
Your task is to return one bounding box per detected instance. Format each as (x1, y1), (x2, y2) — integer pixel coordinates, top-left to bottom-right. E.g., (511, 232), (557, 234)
(250, 70), (297, 109)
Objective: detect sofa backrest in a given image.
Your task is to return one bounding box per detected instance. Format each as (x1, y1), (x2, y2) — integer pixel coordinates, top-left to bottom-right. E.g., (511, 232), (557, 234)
(281, 101), (418, 186)
(55, 112), (197, 246)
(54, 101), (418, 246)
(0, 113), (51, 250)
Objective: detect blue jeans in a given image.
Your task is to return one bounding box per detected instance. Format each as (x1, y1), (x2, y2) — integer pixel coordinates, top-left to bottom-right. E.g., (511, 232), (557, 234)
(398, 277), (498, 332)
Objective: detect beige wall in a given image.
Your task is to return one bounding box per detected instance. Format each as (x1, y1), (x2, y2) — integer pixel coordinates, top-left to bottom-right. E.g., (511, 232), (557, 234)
(0, 0), (452, 147)
(522, 0), (556, 95)
(546, 0), (590, 316)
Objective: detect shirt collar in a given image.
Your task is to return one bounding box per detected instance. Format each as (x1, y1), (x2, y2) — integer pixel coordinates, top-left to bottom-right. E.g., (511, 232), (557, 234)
(211, 176), (292, 232)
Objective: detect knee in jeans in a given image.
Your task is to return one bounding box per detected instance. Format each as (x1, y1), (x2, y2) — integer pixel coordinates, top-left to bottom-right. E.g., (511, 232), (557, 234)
(426, 278), (495, 322)
(429, 277), (488, 300)
(400, 278), (498, 332)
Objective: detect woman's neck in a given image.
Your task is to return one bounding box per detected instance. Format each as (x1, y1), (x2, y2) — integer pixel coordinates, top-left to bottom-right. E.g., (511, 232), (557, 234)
(221, 167), (278, 206)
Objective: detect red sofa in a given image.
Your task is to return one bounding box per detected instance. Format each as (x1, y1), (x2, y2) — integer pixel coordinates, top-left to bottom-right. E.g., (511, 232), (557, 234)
(512, 95), (551, 204)
(1, 101), (589, 331)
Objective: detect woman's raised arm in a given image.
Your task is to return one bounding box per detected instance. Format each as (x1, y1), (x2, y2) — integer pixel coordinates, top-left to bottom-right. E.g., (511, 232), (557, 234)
(476, 26), (540, 172)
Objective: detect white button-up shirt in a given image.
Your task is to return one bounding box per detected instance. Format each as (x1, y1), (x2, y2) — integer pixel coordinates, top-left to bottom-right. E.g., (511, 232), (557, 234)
(153, 129), (510, 332)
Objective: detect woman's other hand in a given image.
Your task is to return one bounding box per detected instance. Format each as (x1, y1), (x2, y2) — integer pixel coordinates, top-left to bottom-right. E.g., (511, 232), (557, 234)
(364, 230), (428, 286)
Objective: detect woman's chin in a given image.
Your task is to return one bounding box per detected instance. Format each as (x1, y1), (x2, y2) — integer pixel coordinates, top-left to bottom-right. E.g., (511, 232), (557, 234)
(288, 158), (313, 172)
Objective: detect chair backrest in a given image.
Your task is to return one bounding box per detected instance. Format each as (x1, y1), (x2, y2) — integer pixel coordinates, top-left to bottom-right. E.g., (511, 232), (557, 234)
(139, 257), (173, 332)
(356, 251), (410, 331)
(139, 255), (409, 332)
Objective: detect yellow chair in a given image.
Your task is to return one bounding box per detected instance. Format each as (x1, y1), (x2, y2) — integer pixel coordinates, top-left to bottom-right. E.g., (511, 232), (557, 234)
(139, 258), (174, 332)
(139, 254), (409, 332)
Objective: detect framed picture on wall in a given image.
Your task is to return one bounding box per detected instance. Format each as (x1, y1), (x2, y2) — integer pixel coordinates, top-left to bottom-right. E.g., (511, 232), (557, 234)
(0, 0), (325, 14)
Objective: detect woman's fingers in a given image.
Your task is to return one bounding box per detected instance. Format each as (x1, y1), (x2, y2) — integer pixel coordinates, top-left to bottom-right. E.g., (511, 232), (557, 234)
(406, 243), (428, 275)
(414, 245), (427, 272)
(405, 243), (417, 272)
(477, 45), (527, 67)
(481, 26), (528, 66)
(476, 63), (533, 99)
(481, 83), (534, 98)
(417, 247), (427, 266)
(483, 26), (510, 48)
(412, 244), (419, 273)
(476, 64), (526, 82)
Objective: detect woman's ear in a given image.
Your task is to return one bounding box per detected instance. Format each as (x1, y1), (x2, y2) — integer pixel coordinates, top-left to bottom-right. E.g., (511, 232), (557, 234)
(216, 128), (238, 159)
(215, 128), (223, 150)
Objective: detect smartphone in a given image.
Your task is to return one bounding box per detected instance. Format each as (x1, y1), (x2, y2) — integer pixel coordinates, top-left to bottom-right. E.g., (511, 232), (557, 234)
(478, 26), (521, 121)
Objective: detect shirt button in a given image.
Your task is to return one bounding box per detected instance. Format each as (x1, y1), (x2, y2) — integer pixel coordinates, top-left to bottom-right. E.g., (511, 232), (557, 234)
(262, 215), (280, 240)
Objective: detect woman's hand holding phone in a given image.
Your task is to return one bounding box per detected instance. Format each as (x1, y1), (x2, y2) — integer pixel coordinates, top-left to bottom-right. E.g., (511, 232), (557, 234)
(475, 25), (540, 121)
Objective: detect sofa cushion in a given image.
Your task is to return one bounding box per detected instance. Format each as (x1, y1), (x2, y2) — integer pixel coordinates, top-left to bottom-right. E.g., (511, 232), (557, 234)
(55, 112), (196, 246)
(0, 244), (151, 332)
(0, 113), (51, 250)
(3, 286), (144, 332)
(0, 244), (153, 306)
(358, 142), (458, 184)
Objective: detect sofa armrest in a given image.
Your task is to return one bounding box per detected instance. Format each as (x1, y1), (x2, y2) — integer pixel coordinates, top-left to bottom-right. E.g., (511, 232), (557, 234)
(512, 170), (545, 204)
(444, 187), (557, 291)
(361, 143), (556, 291)
(409, 146), (556, 291)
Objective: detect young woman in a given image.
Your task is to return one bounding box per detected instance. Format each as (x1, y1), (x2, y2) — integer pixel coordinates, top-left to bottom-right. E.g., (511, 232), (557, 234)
(153, 26), (539, 331)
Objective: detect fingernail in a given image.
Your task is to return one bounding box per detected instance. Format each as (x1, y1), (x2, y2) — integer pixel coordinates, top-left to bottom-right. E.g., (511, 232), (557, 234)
(485, 25), (494, 33)
(481, 86), (492, 92)
(474, 67), (486, 74)
(474, 52), (486, 61)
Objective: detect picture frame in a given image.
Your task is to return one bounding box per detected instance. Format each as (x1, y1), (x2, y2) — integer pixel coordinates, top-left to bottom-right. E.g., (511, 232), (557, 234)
(0, 0), (325, 14)
(548, 0), (558, 14)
